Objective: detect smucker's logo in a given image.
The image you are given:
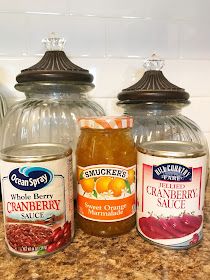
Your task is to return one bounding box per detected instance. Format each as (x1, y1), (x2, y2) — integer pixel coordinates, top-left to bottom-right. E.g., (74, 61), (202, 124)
(153, 163), (192, 182)
(9, 166), (53, 191)
(83, 167), (128, 179)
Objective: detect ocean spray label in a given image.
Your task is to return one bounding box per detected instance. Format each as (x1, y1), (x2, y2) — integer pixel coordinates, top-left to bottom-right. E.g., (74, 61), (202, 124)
(9, 167), (53, 190)
(1, 155), (74, 257)
(137, 152), (207, 248)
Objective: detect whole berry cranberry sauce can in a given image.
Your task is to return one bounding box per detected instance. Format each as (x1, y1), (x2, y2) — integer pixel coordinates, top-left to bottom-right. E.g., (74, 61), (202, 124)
(137, 141), (208, 249)
(0, 143), (74, 258)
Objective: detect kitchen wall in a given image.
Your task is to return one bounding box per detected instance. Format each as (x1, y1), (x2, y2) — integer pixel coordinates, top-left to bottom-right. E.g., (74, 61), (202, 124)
(0, 1), (210, 145)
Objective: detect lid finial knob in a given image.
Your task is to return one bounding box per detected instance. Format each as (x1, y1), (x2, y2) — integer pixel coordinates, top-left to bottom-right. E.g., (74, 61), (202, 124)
(143, 53), (165, 71)
(42, 32), (66, 51)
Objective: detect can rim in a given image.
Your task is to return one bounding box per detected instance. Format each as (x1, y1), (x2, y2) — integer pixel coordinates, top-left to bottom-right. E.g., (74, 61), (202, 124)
(0, 143), (72, 162)
(137, 140), (206, 158)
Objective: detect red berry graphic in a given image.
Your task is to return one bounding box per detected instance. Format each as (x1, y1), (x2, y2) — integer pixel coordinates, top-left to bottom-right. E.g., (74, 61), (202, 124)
(139, 214), (202, 240)
(190, 233), (199, 244)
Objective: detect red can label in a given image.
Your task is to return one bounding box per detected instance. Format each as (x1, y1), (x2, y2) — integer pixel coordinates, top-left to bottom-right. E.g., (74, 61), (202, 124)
(137, 152), (207, 248)
(1, 155), (74, 257)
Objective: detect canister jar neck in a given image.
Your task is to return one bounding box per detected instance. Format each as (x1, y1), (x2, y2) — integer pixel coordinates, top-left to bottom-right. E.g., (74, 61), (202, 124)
(121, 102), (188, 117)
(15, 81), (94, 100)
(25, 91), (87, 100)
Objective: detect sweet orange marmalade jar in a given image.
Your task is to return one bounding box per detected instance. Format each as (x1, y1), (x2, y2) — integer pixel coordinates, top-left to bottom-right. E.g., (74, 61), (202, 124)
(76, 116), (136, 237)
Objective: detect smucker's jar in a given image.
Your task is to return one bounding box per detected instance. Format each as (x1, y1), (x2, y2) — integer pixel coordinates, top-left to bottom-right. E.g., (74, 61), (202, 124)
(1, 143), (74, 258)
(137, 140), (208, 249)
(76, 116), (136, 237)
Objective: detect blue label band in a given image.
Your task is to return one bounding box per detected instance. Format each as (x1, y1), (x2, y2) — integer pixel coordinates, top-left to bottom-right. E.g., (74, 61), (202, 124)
(153, 163), (192, 182)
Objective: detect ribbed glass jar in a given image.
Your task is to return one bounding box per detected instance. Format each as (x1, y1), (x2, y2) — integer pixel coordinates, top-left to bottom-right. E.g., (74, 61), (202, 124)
(0, 93), (7, 201)
(117, 55), (209, 178)
(1, 90), (104, 150)
(0, 94), (7, 127)
(0, 35), (105, 196)
(118, 56), (209, 247)
(121, 103), (208, 149)
(1, 88), (104, 196)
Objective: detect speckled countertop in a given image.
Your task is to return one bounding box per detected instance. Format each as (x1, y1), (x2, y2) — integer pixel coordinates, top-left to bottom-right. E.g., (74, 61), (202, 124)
(0, 188), (210, 280)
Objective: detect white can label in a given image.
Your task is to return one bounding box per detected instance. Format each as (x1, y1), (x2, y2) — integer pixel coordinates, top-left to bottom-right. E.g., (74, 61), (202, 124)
(137, 151), (207, 248)
(1, 155), (74, 257)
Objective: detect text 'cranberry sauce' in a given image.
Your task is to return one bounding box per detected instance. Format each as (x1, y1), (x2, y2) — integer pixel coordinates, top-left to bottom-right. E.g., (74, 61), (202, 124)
(137, 141), (207, 249)
(1, 143), (74, 258)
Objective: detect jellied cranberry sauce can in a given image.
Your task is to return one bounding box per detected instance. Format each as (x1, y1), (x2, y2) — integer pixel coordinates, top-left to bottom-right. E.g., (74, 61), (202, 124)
(1, 143), (74, 258)
(137, 141), (208, 249)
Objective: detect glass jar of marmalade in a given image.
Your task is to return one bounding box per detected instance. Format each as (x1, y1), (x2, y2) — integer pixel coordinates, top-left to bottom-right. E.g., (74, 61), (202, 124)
(76, 116), (136, 237)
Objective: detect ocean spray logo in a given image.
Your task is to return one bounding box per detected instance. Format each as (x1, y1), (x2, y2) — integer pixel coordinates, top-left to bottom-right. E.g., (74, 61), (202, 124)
(9, 166), (53, 191)
(153, 163), (192, 182)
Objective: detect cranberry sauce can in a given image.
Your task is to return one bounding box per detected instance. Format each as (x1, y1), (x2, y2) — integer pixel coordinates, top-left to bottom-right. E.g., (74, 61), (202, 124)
(137, 141), (208, 249)
(0, 143), (74, 258)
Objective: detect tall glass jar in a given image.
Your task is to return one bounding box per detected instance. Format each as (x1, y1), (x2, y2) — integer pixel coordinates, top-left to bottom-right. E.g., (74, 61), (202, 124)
(0, 93), (7, 127)
(1, 34), (104, 196)
(118, 55), (209, 249)
(118, 55), (208, 154)
(0, 93), (7, 202)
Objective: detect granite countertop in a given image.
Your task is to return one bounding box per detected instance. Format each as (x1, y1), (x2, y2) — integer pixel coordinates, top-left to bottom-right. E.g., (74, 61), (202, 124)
(0, 188), (210, 280)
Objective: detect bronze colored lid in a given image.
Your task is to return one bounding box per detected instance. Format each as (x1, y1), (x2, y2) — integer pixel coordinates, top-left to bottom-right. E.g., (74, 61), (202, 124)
(118, 54), (189, 104)
(16, 33), (94, 86)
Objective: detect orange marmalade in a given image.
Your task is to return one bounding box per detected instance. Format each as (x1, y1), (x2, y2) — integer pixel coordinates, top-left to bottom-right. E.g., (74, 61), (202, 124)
(76, 116), (136, 237)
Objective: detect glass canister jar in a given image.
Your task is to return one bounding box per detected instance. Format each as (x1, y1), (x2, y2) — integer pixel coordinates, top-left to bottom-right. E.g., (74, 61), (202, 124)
(1, 34), (104, 196)
(117, 55), (209, 248)
(0, 93), (7, 201)
(118, 55), (208, 149)
(0, 93), (7, 127)
(76, 116), (136, 237)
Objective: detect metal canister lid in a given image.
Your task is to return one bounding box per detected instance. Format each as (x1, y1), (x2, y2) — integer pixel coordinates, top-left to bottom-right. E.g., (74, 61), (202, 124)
(15, 33), (94, 92)
(118, 54), (189, 104)
(1, 143), (72, 162)
(137, 141), (206, 158)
